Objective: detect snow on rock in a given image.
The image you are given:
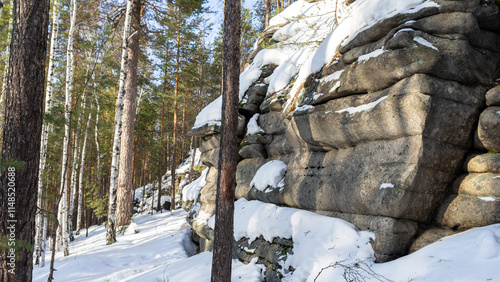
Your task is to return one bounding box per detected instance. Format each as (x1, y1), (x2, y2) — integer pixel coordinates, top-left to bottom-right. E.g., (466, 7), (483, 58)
(295, 104), (314, 112)
(379, 183), (395, 189)
(246, 114), (264, 135)
(414, 36), (438, 51)
(320, 69), (344, 83)
(479, 197), (497, 202)
(358, 48), (387, 62)
(335, 95), (388, 115)
(193, 0), (440, 127)
(250, 160), (287, 191)
(182, 167), (209, 202)
(233, 199), (375, 281)
(289, 0), (439, 109)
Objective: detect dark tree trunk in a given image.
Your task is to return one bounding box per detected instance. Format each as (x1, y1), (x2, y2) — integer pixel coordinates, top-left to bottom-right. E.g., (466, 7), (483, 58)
(0, 1), (50, 281)
(210, 0), (241, 280)
(265, 0), (271, 28)
(116, 0), (141, 228)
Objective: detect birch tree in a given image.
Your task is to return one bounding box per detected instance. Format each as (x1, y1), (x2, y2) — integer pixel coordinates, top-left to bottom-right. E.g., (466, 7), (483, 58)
(76, 105), (92, 233)
(68, 93), (86, 242)
(107, 0), (133, 245)
(58, 0), (78, 257)
(35, 0), (60, 266)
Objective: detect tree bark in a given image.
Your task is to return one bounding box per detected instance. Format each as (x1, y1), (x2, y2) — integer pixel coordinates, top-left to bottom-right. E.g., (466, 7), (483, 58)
(210, 0), (241, 280)
(76, 103), (92, 233)
(264, 0), (270, 28)
(116, 0), (141, 228)
(0, 0), (13, 151)
(107, 0), (133, 244)
(170, 30), (181, 211)
(0, 0), (50, 281)
(58, 0), (78, 257)
(35, 0), (59, 265)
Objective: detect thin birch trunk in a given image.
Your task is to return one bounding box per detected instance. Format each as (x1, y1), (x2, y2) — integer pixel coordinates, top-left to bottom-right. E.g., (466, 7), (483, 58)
(69, 94), (86, 241)
(170, 30), (181, 212)
(41, 212), (48, 267)
(58, 0), (78, 257)
(35, 0), (60, 266)
(93, 75), (102, 187)
(77, 99), (92, 233)
(107, 0), (133, 244)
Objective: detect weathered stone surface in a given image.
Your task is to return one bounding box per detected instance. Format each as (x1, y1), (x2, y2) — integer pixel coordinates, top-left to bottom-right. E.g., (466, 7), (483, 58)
(239, 136), (464, 223)
(435, 194), (500, 230)
(239, 144), (267, 159)
(452, 173), (500, 197)
(296, 91), (480, 150)
(238, 114), (247, 137)
(259, 111), (286, 135)
(199, 167), (218, 212)
(200, 148), (219, 167)
(486, 86), (500, 107)
(244, 133), (272, 145)
(476, 107), (500, 152)
(318, 211), (419, 262)
(200, 134), (220, 153)
(465, 153), (500, 173)
(234, 236), (293, 282)
(235, 158), (267, 200)
(240, 84), (268, 115)
(188, 123), (220, 137)
(409, 227), (459, 253)
(311, 72), (486, 109)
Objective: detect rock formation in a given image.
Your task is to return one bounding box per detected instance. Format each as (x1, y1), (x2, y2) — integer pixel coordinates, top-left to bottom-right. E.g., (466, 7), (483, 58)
(185, 0), (500, 278)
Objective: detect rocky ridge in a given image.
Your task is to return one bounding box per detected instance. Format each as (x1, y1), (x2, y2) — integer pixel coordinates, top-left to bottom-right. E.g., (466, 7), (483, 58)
(185, 0), (500, 278)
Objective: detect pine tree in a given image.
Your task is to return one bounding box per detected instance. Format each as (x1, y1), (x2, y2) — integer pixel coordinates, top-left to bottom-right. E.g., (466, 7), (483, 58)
(0, 0), (50, 280)
(107, 0), (134, 245)
(211, 0), (241, 279)
(116, 0), (142, 228)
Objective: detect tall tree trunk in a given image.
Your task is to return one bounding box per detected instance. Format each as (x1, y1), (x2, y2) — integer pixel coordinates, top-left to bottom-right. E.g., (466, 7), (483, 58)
(0, 0), (13, 150)
(116, 0), (141, 228)
(0, 0), (50, 280)
(210, 0), (241, 279)
(76, 103), (92, 234)
(93, 75), (102, 188)
(170, 31), (181, 211)
(156, 170), (162, 211)
(40, 211), (47, 268)
(264, 0), (270, 28)
(68, 94), (86, 241)
(35, 0), (59, 266)
(107, 0), (133, 244)
(58, 0), (78, 257)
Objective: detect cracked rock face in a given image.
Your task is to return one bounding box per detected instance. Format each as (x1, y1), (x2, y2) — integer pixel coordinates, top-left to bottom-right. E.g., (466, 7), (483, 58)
(187, 0), (500, 264)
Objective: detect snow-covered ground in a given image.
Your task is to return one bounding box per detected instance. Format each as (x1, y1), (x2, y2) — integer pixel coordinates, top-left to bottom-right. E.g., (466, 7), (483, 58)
(32, 210), (264, 282)
(33, 198), (500, 281)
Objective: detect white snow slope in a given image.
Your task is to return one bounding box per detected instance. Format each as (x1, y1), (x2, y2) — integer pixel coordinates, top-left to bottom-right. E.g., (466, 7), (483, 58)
(33, 210), (264, 282)
(33, 199), (500, 281)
